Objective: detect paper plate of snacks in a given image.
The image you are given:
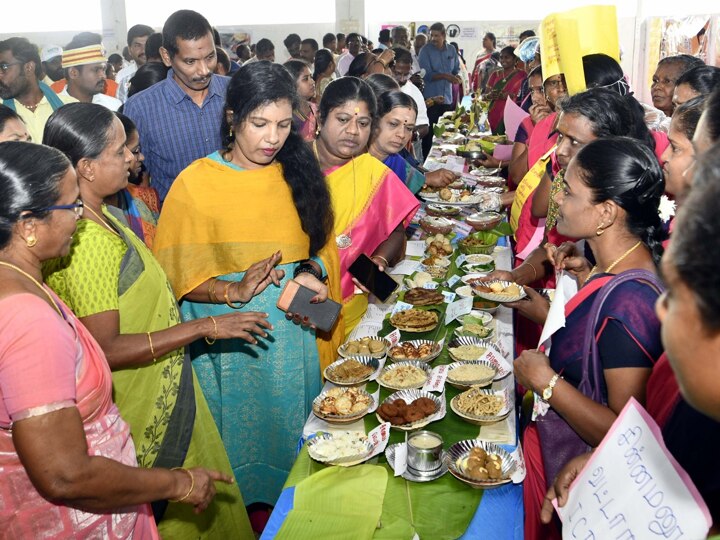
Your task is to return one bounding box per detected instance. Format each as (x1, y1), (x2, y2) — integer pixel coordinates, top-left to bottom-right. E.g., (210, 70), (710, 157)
(435, 188), (486, 206)
(461, 254), (495, 273)
(465, 211), (504, 231)
(404, 271), (435, 290)
(420, 254), (451, 268)
(389, 309), (439, 333)
(454, 312), (494, 340)
(307, 431), (374, 466)
(338, 336), (390, 359)
(470, 280), (527, 302)
(403, 287), (445, 306)
(445, 440), (517, 488)
(424, 234), (454, 256)
(445, 360), (497, 390)
(447, 336), (511, 378)
(426, 204), (461, 218)
(312, 387), (374, 424)
(378, 360), (431, 390)
(387, 340), (443, 364)
(419, 216), (454, 235)
(376, 389), (443, 431)
(323, 356), (380, 386)
(450, 388), (511, 424)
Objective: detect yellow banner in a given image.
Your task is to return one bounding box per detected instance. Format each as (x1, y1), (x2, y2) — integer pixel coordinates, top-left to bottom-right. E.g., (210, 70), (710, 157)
(540, 5), (620, 95)
(509, 146), (556, 235)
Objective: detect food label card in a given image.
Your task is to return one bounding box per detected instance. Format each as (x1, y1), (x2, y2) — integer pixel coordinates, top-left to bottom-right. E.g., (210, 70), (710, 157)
(445, 297), (473, 325)
(392, 442), (408, 477)
(454, 222), (474, 238)
(556, 398), (711, 540)
(510, 441), (526, 483)
(391, 301), (415, 316)
(446, 274), (462, 288)
(390, 260), (422, 276)
(367, 422), (392, 460)
(442, 291), (457, 304)
(479, 346), (512, 377)
(422, 281), (439, 290)
(384, 329), (401, 346)
(405, 241), (426, 258)
(455, 254), (467, 267)
(422, 364), (449, 392)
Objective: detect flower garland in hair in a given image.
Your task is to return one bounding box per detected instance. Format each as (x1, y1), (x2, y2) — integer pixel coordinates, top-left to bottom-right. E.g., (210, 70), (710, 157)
(658, 195), (676, 223)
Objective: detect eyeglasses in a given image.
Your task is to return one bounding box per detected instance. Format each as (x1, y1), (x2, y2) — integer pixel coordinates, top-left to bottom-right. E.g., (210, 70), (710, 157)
(544, 78), (566, 89)
(0, 61), (24, 73)
(37, 199), (84, 217)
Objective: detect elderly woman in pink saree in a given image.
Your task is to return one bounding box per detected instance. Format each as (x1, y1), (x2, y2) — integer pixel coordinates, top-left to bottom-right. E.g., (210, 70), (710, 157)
(313, 77), (419, 333)
(0, 142), (231, 537)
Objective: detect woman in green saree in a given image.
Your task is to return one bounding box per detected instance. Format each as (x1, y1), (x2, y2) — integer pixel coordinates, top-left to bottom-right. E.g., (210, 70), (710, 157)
(42, 103), (277, 539)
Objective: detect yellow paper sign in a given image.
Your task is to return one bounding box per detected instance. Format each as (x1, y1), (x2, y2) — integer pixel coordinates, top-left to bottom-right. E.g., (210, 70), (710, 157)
(541, 5), (620, 95)
(509, 145), (556, 235)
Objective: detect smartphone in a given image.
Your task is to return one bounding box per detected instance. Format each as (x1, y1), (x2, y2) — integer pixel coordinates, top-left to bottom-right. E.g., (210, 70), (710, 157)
(348, 254), (398, 303)
(276, 280), (341, 333)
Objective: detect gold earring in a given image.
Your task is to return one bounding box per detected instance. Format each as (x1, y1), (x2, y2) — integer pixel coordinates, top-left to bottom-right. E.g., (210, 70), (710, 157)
(26, 234), (37, 247)
(596, 225), (605, 236)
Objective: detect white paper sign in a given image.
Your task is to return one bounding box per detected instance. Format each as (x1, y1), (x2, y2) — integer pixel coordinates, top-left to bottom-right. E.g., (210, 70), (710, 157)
(454, 222), (474, 238)
(422, 364), (449, 392)
(442, 291), (457, 304)
(422, 281), (439, 290)
(455, 254), (467, 267)
(367, 422), (392, 460)
(445, 296), (473, 325)
(405, 241), (426, 257)
(446, 274), (461, 288)
(391, 301), (415, 316)
(538, 271), (578, 348)
(368, 386), (381, 413)
(393, 442), (408, 476)
(556, 399), (711, 540)
(390, 260), (422, 276)
(384, 329), (401, 346)
(510, 441), (527, 483)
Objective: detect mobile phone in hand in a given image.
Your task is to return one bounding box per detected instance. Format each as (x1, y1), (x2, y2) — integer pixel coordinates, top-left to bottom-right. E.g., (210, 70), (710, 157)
(276, 280), (341, 332)
(348, 254), (398, 303)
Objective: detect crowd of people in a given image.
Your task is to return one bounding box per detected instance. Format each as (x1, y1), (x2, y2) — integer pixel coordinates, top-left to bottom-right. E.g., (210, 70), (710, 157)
(1, 7), (719, 539)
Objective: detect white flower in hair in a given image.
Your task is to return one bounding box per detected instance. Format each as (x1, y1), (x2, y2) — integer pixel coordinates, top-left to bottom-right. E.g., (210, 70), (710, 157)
(658, 195), (676, 223)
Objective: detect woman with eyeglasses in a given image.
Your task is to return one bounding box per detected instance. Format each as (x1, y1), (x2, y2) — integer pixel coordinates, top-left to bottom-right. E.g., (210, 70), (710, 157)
(0, 141), (235, 537)
(42, 102), (268, 538)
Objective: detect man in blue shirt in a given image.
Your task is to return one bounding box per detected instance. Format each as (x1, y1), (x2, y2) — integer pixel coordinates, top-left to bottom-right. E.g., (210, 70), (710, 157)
(123, 10), (229, 201)
(418, 22), (460, 157)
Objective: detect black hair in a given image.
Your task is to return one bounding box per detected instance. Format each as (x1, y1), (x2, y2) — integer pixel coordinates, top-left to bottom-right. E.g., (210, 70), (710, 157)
(519, 30), (536, 42)
(220, 61), (332, 257)
(485, 32), (497, 47)
(255, 38), (274, 58)
(392, 47), (412, 65)
(675, 65), (720, 97)
(284, 34), (301, 48)
(672, 95), (706, 142)
(301, 38), (318, 53)
(347, 53), (374, 78)
(42, 102), (116, 166)
(657, 54), (704, 73)
(114, 111), (137, 139)
(669, 144), (720, 330)
(215, 47), (230, 73)
(318, 76), (377, 126)
(162, 10), (212, 58)
(500, 45), (515, 57)
(371, 48), (385, 56)
(450, 42), (465, 64)
(0, 37), (42, 79)
(701, 87), (720, 145)
(108, 53), (123, 65)
(127, 24), (154, 47)
(322, 33), (336, 48)
(336, 33), (346, 41)
(376, 89), (417, 118)
(145, 33), (163, 60)
(313, 49), (334, 81)
(0, 141), (71, 248)
(365, 73), (400, 97)
(283, 60), (309, 81)
(582, 53), (628, 94)
(429, 22), (445, 34)
(345, 33), (361, 44)
(212, 27), (221, 46)
(575, 137), (666, 265)
(0, 104), (24, 132)
(528, 65), (543, 80)
(560, 87), (655, 151)
(127, 62), (169, 98)
(379, 29), (391, 43)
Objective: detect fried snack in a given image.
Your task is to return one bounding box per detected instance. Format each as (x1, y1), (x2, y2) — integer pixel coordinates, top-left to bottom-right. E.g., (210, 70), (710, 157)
(459, 448), (506, 481)
(328, 359), (374, 383)
(377, 397), (437, 425)
(449, 344), (487, 360)
(439, 188), (452, 201)
(343, 336), (386, 356)
(449, 364), (495, 384)
(390, 309), (439, 332)
(424, 233), (454, 255)
(317, 387), (371, 417)
(471, 281), (523, 297)
(404, 287), (445, 306)
(389, 341), (437, 361)
(455, 388), (504, 416)
(379, 364), (428, 388)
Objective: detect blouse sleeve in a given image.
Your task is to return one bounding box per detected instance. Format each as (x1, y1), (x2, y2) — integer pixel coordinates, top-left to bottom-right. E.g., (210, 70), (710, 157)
(0, 295), (77, 424)
(44, 221), (125, 318)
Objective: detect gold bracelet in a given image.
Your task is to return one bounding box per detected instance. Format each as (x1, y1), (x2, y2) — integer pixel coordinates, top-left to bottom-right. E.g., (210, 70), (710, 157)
(372, 255), (389, 267)
(169, 467), (195, 503)
(147, 332), (156, 361)
(525, 262), (538, 282)
(208, 278), (219, 303)
(205, 316), (218, 345)
(224, 281), (246, 309)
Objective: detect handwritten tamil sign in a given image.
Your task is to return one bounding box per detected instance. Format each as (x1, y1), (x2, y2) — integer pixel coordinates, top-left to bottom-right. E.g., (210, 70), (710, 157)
(556, 398), (711, 539)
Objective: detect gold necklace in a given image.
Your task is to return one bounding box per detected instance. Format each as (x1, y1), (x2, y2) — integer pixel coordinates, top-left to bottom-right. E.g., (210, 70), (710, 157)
(0, 261), (62, 316)
(314, 141), (356, 249)
(582, 241), (643, 286)
(84, 205), (121, 237)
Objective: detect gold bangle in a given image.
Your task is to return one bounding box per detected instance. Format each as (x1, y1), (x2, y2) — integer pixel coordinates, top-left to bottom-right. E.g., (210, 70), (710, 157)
(208, 278), (219, 303)
(147, 332), (156, 361)
(169, 467), (195, 503)
(526, 262), (538, 282)
(224, 281), (246, 309)
(372, 255), (389, 267)
(205, 316), (218, 345)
